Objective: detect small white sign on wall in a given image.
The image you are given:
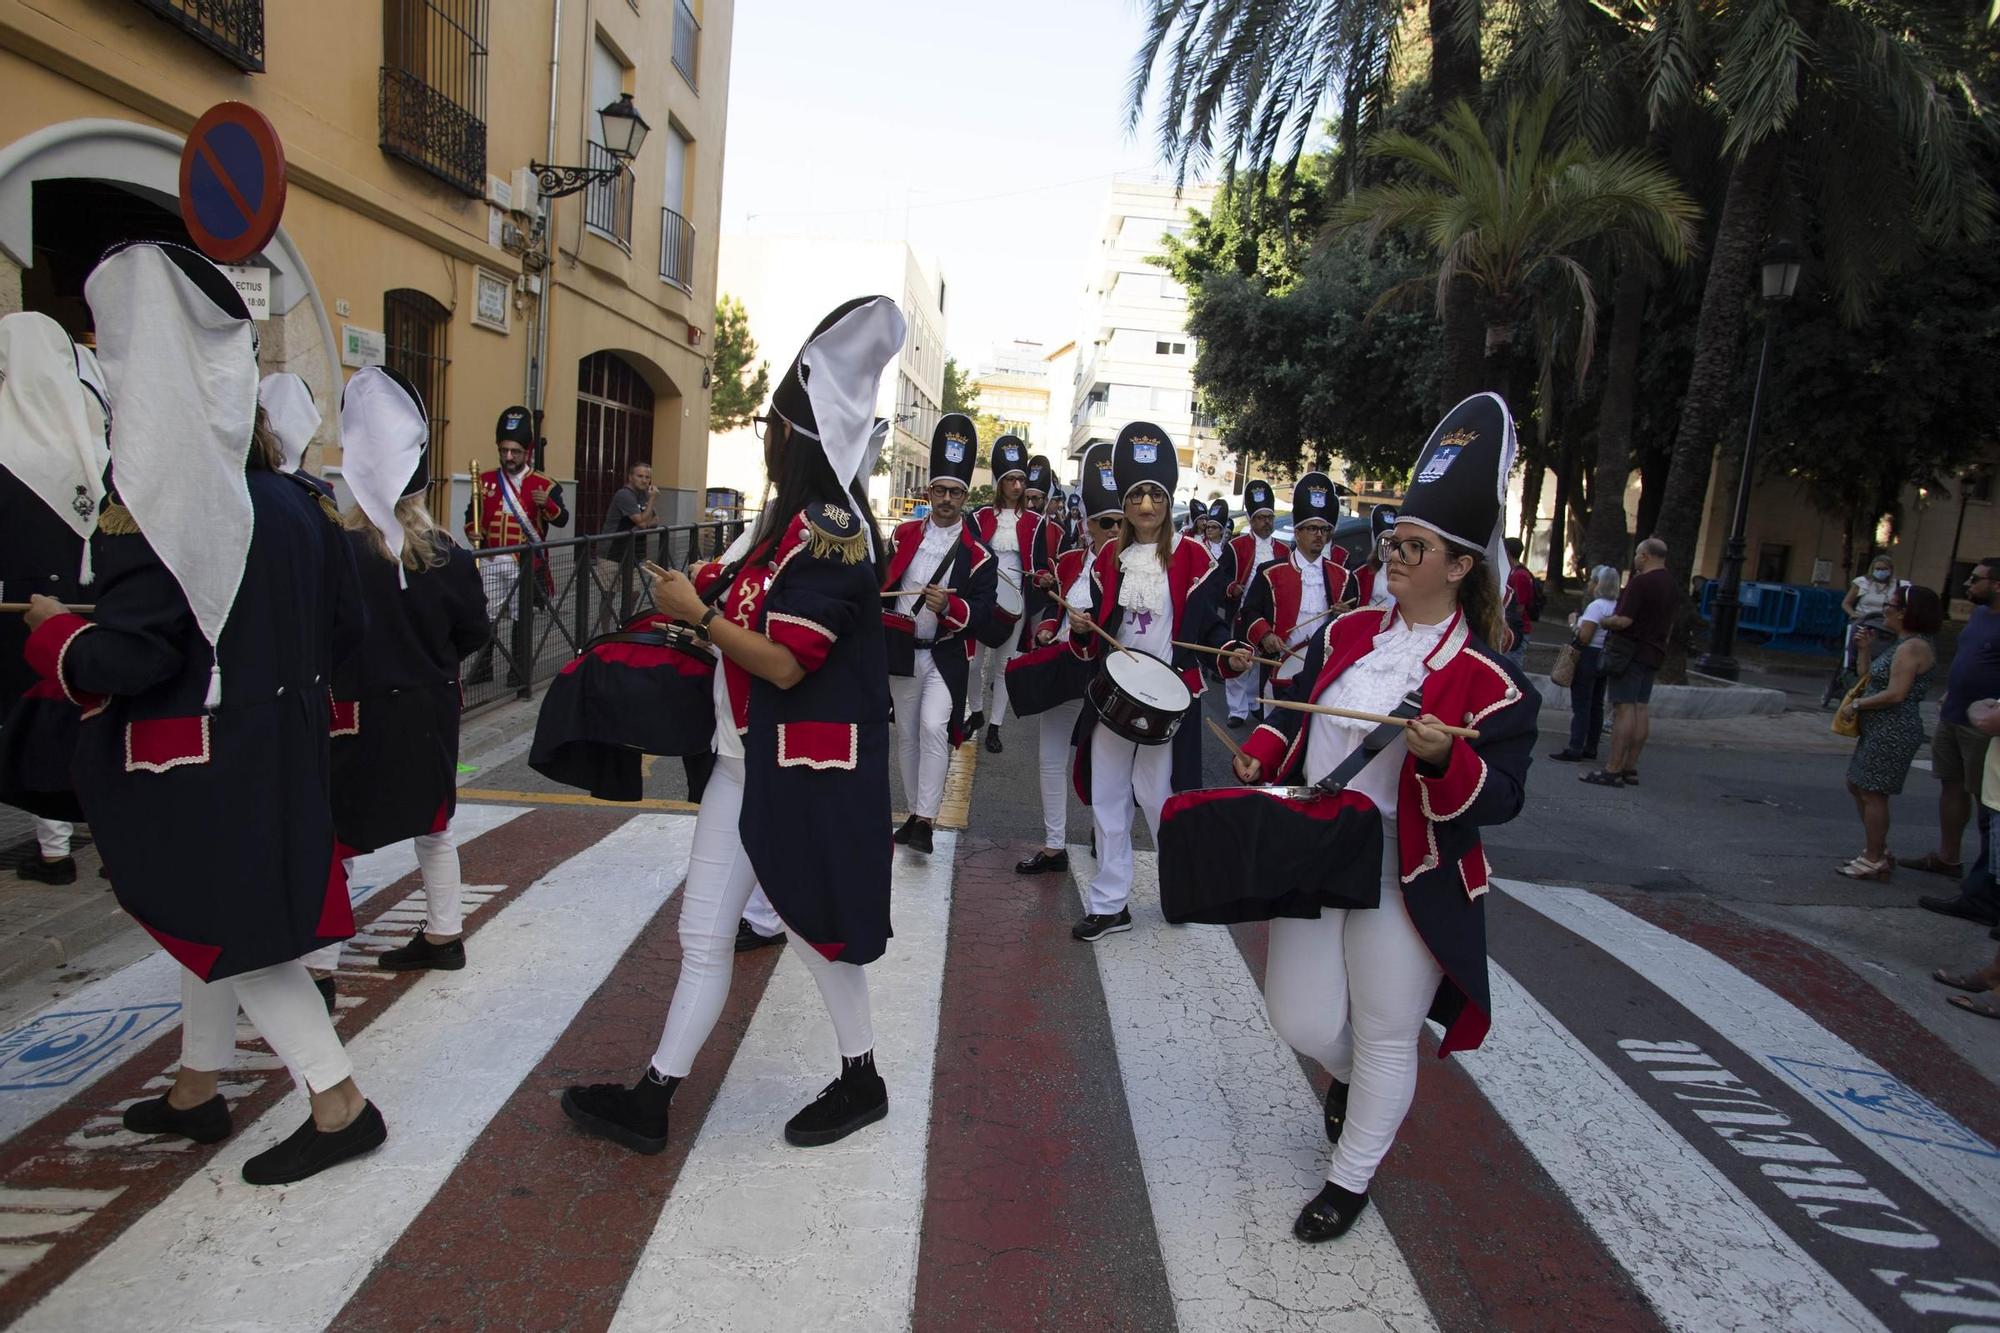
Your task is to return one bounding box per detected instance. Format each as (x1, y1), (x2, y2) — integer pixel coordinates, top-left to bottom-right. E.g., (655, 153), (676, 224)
(341, 324), (386, 368)
(220, 265), (270, 320)
(473, 268), (511, 333)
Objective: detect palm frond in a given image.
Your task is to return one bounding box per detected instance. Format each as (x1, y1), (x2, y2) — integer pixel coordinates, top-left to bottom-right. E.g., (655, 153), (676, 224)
(1712, 0), (1810, 157)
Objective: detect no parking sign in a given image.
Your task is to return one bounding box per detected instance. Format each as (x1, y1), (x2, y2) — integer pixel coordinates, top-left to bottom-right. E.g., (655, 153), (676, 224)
(177, 101), (287, 264)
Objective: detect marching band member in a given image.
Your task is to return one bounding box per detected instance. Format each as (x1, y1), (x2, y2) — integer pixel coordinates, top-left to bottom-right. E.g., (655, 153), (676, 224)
(1352, 505), (1400, 608)
(464, 406), (567, 686)
(1009, 442), (1120, 876)
(1220, 479), (1289, 727)
(326, 367), (490, 972)
(1239, 472), (1352, 697)
(1065, 423), (1250, 941)
(1202, 498), (1230, 561)
(968, 435), (1053, 754)
(257, 372), (325, 491)
(883, 413), (997, 855)
(24, 242), (381, 1183)
(563, 295), (905, 1154)
(1231, 393), (1539, 1243)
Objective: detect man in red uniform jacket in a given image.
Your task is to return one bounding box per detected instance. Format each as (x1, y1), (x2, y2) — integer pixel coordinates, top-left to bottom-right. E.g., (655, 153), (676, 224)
(464, 405), (568, 685)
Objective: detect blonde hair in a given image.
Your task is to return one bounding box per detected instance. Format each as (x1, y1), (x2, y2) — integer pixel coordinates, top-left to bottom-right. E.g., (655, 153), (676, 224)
(343, 494), (449, 573)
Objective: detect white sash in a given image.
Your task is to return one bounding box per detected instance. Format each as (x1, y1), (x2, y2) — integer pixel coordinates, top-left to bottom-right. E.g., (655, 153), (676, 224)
(495, 468), (541, 541)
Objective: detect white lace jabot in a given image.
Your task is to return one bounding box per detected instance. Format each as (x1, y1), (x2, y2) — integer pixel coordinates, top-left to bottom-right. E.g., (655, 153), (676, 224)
(1117, 542), (1171, 616)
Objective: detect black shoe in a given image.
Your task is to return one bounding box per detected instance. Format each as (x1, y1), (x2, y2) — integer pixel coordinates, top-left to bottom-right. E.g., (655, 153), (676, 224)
(908, 819), (934, 855)
(963, 710), (985, 737)
(784, 1058), (888, 1147)
(892, 813), (918, 845)
(242, 1101), (387, 1185)
(735, 919), (786, 953)
(315, 976), (336, 1014)
(561, 1076), (674, 1155)
(1071, 909), (1132, 942)
(464, 650), (496, 686)
(123, 1092), (232, 1144)
(1324, 1078), (1349, 1145)
(1015, 848), (1069, 875)
(1226, 715), (1246, 729)
(16, 855), (77, 885)
(1293, 1181), (1370, 1243)
(1547, 749), (1586, 763)
(1919, 895), (2000, 928)
(985, 725), (1003, 754)
(377, 928), (467, 972)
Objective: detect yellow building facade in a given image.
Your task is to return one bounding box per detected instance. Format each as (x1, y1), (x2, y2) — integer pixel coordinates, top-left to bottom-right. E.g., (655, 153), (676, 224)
(0, 0), (733, 532)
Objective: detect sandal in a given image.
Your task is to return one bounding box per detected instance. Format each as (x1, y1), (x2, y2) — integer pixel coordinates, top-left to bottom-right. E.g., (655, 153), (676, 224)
(1904, 852), (1965, 879)
(1946, 992), (2000, 1020)
(1621, 770), (1639, 785)
(1579, 770), (1626, 788)
(1836, 856), (1893, 881)
(1933, 968), (1996, 993)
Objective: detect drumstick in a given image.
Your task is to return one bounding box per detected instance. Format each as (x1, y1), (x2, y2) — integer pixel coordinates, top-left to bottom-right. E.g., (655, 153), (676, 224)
(1204, 715), (1245, 757)
(0, 603), (94, 613)
(879, 587), (958, 598)
(1259, 697), (1479, 740)
(1172, 640), (1282, 669)
(1047, 585), (1137, 660)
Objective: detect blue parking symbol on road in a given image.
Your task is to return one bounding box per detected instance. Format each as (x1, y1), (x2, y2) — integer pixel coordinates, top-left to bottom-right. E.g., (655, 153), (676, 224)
(0, 1004), (178, 1092)
(1772, 1055), (1998, 1158)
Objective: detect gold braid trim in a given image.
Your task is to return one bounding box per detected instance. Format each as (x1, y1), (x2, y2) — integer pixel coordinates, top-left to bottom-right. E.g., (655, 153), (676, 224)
(96, 502), (139, 536)
(317, 493), (341, 523)
(805, 522), (867, 565)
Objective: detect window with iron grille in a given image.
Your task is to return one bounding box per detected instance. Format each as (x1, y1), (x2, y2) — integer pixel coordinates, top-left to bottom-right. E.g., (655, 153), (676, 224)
(672, 0), (700, 90)
(379, 0), (489, 196)
(384, 289), (453, 519)
(130, 0), (265, 71)
(576, 352), (656, 536)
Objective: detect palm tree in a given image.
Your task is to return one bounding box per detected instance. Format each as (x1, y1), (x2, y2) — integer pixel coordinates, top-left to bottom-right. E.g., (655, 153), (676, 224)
(1331, 91), (1700, 411)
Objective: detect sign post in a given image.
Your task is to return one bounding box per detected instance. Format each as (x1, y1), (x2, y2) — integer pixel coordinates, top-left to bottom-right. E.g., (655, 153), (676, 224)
(178, 102), (288, 264)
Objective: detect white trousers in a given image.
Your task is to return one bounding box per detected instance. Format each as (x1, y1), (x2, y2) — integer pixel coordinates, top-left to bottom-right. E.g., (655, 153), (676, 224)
(1085, 726), (1174, 916)
(1037, 700), (1082, 850)
(180, 959), (354, 1093)
(1263, 881), (1445, 1194)
(650, 755), (873, 1079)
(742, 886), (783, 937)
(34, 818), (72, 860)
(303, 825), (465, 971)
(888, 655), (954, 820)
(974, 639), (1025, 727)
(1224, 667), (1261, 721)
(478, 554), (520, 624)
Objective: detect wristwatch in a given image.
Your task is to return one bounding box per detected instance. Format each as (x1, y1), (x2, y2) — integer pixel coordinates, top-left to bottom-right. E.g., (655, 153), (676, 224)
(696, 607), (721, 642)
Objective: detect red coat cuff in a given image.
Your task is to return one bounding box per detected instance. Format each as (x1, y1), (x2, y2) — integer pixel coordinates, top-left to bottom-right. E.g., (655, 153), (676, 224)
(1241, 723), (1289, 781)
(941, 595), (970, 632)
(1417, 738), (1487, 822)
(1245, 618), (1275, 649)
(25, 613), (108, 713)
(1215, 639), (1252, 680)
(766, 611), (837, 673)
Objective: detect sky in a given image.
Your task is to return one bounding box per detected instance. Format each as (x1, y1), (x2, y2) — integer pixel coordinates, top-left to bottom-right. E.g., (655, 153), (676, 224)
(718, 0), (1182, 370)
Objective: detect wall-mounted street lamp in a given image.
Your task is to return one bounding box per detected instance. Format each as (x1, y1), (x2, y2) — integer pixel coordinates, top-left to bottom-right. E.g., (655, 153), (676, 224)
(529, 94), (652, 198)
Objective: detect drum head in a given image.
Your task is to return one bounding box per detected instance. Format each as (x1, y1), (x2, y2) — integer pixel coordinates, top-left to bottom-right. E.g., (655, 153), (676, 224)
(1105, 649), (1192, 711)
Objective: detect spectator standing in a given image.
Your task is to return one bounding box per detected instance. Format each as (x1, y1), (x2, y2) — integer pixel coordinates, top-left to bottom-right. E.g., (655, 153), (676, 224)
(594, 460), (660, 633)
(1836, 588), (1941, 879)
(1550, 564), (1621, 763)
(1582, 537), (1677, 788)
(1928, 697), (2000, 1018)
(1914, 558), (2000, 924)
(1502, 537), (1535, 666)
(1833, 554), (1898, 689)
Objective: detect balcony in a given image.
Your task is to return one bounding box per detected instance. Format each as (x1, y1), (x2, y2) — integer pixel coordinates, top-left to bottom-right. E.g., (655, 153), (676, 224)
(672, 0), (700, 90)
(660, 207), (696, 292)
(131, 0), (264, 72)
(583, 142), (634, 247)
(380, 65), (488, 196)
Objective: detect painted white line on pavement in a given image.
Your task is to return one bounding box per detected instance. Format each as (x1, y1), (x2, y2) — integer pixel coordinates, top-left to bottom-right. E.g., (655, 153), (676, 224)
(609, 836), (956, 1333)
(1498, 878), (2000, 1244)
(1068, 847), (1438, 1333)
(1464, 962), (1883, 1333)
(14, 811), (691, 1332)
(0, 805), (527, 1144)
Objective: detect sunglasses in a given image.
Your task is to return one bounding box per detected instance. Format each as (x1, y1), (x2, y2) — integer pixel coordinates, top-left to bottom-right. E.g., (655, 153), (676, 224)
(1093, 517), (1120, 532)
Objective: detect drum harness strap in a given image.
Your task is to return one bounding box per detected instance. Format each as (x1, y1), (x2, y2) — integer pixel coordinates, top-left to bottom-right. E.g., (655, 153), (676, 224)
(1313, 690), (1425, 797)
(896, 543), (962, 649)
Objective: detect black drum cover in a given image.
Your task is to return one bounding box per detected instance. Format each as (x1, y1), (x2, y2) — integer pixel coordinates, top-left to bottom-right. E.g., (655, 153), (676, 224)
(974, 605), (1021, 649)
(1003, 640), (1093, 717)
(882, 611), (917, 678)
(0, 692), (85, 822)
(1158, 786), (1384, 924)
(529, 617), (716, 802)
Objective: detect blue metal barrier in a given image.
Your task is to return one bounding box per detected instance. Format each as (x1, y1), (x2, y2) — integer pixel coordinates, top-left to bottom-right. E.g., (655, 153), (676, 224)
(1697, 580), (1844, 653)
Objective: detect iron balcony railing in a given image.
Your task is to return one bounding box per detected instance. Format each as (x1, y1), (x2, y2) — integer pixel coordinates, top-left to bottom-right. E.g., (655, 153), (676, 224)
(379, 0), (489, 197)
(130, 0), (264, 71)
(380, 66), (488, 196)
(660, 207), (696, 292)
(672, 0), (700, 89)
(583, 141), (634, 246)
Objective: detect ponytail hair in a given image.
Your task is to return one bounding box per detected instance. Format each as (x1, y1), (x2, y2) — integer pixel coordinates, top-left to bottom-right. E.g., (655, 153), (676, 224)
(707, 416), (882, 602)
(1448, 541), (1506, 648)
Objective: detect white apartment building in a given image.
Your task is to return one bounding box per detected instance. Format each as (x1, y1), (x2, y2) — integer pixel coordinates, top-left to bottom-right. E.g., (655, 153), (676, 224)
(1065, 175), (1220, 502)
(709, 233), (947, 514)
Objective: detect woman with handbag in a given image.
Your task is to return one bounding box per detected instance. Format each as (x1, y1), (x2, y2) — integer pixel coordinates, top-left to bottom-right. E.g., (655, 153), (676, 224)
(1549, 565), (1621, 763)
(1836, 587), (1941, 880)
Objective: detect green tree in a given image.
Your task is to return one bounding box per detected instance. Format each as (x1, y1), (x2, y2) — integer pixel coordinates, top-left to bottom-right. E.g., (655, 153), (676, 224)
(710, 295), (770, 433)
(942, 358), (978, 415)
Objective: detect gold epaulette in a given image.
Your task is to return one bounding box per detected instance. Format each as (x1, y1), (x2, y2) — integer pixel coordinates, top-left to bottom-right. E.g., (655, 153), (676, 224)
(96, 502), (139, 536)
(318, 493), (341, 522)
(803, 502), (867, 565)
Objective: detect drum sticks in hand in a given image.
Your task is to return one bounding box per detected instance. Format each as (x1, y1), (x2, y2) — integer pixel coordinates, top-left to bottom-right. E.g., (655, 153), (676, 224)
(1258, 697), (1480, 740)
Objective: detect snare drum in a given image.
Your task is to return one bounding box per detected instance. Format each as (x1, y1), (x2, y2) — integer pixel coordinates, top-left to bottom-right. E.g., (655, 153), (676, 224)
(1086, 647), (1192, 745)
(1157, 784), (1384, 924)
(882, 610), (917, 677)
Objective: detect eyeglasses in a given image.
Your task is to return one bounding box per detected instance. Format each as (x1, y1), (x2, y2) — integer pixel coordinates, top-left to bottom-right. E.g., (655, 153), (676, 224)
(1970, 571), (1995, 584)
(752, 415), (774, 441)
(1124, 487), (1167, 506)
(1887, 600), (1907, 612)
(1093, 517), (1120, 532)
(927, 484), (963, 500)
(1378, 535), (1441, 566)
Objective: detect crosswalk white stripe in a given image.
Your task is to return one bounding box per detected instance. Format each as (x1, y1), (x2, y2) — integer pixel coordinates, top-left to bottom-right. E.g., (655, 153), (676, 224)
(1464, 962), (1884, 1333)
(14, 812), (692, 1333)
(0, 805), (526, 1145)
(609, 837), (957, 1333)
(1497, 878), (2000, 1245)
(1068, 847), (1439, 1333)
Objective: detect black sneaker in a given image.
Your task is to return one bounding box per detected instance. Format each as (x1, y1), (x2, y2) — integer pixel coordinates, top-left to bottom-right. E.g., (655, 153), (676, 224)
(735, 919), (786, 953)
(561, 1079), (672, 1155)
(1226, 715), (1247, 729)
(963, 710), (985, 737)
(16, 856), (77, 885)
(242, 1101), (387, 1185)
(1294, 1181), (1370, 1243)
(892, 813), (918, 845)
(377, 928), (466, 972)
(123, 1092), (232, 1144)
(1324, 1078), (1349, 1145)
(1071, 909), (1132, 942)
(1919, 895), (2000, 928)
(1014, 848), (1069, 875)
(784, 1063), (888, 1147)
(1547, 749), (1586, 762)
(984, 725), (1003, 754)
(315, 976), (336, 1014)
(908, 819), (934, 855)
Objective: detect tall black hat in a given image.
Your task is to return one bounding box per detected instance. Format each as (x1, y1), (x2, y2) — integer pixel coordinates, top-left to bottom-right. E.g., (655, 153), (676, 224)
(1207, 496), (1230, 525)
(1400, 392), (1516, 590)
(1078, 441), (1119, 518)
(929, 412), (977, 489)
(1024, 454), (1054, 496)
(768, 295), (908, 486)
(1369, 504), (1399, 543)
(990, 434), (1028, 482)
(495, 405), (533, 447)
(1291, 471), (1338, 527)
(1112, 421), (1177, 500)
(1243, 478), (1276, 517)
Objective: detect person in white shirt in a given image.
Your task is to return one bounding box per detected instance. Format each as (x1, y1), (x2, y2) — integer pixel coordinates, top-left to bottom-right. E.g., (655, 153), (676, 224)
(969, 435), (1052, 753)
(1550, 564), (1622, 763)
(1221, 479), (1291, 725)
(1241, 473), (1352, 697)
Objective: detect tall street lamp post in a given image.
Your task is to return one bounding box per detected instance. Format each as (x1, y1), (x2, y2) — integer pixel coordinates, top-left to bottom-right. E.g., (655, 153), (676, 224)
(1696, 240), (1803, 681)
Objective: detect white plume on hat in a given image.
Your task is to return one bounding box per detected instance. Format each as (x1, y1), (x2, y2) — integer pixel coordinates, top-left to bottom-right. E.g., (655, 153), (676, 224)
(258, 372), (321, 473)
(339, 366), (430, 587)
(0, 312), (111, 584)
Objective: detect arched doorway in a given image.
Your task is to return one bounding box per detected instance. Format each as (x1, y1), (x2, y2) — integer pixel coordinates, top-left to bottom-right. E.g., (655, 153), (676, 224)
(574, 350), (655, 537)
